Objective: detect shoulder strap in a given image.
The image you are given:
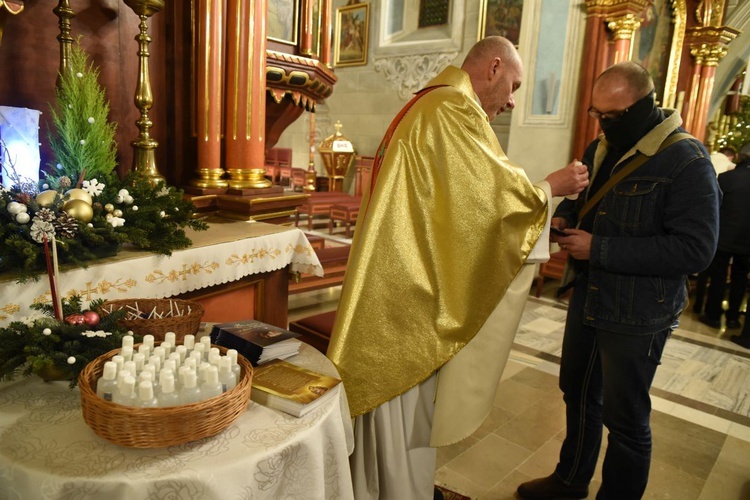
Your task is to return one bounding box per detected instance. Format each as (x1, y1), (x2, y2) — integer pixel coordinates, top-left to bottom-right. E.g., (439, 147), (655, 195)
(578, 132), (693, 221)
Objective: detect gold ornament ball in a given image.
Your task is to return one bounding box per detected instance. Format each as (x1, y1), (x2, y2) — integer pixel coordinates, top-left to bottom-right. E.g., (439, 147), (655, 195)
(63, 199), (94, 222)
(64, 188), (93, 206)
(36, 190), (59, 208)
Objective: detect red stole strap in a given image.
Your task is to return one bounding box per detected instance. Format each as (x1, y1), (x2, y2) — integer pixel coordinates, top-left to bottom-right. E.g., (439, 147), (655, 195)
(368, 85), (448, 196)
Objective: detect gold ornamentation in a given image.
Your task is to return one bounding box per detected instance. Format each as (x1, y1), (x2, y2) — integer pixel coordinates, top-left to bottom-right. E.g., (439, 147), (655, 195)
(226, 168), (272, 189)
(62, 199), (94, 222)
(145, 261), (220, 285)
(226, 249), (282, 266)
(0, 0), (24, 47)
(52, 0), (74, 81)
(191, 167), (229, 189)
(607, 13), (641, 41)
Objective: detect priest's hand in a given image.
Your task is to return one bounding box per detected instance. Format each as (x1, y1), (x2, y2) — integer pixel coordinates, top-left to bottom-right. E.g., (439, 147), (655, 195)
(546, 160), (589, 198)
(556, 229), (591, 260)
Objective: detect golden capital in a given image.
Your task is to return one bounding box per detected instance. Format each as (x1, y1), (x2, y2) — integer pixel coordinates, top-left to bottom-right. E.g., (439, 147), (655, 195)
(586, 0), (651, 18)
(607, 13), (641, 40)
(687, 25), (739, 65)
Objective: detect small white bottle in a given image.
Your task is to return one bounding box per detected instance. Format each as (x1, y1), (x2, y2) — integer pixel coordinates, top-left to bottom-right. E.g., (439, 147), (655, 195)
(158, 372), (180, 407)
(175, 345), (187, 364)
(120, 345), (134, 362)
(152, 346), (166, 365)
(148, 355), (161, 374)
(138, 343), (151, 360)
(123, 360), (138, 378)
(192, 343), (205, 362)
(137, 380), (159, 408)
(161, 341), (173, 356)
(113, 375), (137, 406)
(218, 357), (237, 392)
(226, 349), (241, 381)
(96, 361), (118, 401)
(200, 336), (211, 354)
(168, 352), (182, 371)
(164, 331), (177, 347)
(111, 355), (125, 375)
(133, 352), (146, 373)
(179, 371), (202, 405)
(121, 335), (134, 349)
(198, 362), (212, 384)
(201, 365), (223, 400)
(143, 334), (155, 350)
(183, 334), (195, 353)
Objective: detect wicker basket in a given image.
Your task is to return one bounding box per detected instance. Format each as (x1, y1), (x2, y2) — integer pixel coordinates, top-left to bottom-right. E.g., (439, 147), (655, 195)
(79, 344), (253, 448)
(100, 298), (204, 342)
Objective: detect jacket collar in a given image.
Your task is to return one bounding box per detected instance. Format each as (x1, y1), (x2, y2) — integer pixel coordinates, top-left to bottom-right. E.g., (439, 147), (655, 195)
(593, 109), (683, 170)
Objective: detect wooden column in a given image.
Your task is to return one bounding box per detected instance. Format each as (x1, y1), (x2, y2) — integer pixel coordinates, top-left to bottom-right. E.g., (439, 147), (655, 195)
(193, 0), (227, 189)
(320, 0), (332, 67)
(225, 0), (271, 189)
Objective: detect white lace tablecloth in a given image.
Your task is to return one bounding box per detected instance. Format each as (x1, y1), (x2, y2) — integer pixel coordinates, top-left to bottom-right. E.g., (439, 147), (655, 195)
(0, 343), (354, 499)
(0, 219), (323, 327)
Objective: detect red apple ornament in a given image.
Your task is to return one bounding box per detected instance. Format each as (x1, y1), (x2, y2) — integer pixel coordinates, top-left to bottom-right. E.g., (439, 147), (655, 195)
(82, 310), (100, 327)
(65, 313), (85, 325)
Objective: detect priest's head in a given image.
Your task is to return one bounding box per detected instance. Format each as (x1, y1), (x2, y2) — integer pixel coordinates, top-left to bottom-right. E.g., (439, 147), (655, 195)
(461, 36), (523, 122)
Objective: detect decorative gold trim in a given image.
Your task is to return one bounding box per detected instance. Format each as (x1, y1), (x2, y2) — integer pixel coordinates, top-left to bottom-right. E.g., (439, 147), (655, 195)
(607, 13), (641, 41)
(662, 0), (686, 109)
(333, 2), (369, 67)
(267, 0), (300, 45)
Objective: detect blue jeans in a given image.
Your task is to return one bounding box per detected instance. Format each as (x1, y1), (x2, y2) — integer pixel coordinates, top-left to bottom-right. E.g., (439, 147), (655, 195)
(554, 280), (671, 499)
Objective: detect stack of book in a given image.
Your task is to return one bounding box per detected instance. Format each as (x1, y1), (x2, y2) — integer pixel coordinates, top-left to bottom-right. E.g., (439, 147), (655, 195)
(210, 320), (302, 366)
(250, 360), (341, 417)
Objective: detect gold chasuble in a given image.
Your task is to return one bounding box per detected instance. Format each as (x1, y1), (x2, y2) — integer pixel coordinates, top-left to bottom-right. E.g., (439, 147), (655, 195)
(327, 66), (548, 418)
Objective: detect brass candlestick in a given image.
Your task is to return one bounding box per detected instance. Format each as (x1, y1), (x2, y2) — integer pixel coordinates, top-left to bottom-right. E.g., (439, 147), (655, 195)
(124, 0), (165, 185)
(52, 0), (74, 86)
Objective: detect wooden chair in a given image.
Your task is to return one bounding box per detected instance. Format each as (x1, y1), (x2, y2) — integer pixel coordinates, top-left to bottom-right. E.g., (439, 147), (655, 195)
(329, 198), (362, 239)
(354, 155), (375, 197)
(535, 249), (569, 297)
(289, 310), (337, 354)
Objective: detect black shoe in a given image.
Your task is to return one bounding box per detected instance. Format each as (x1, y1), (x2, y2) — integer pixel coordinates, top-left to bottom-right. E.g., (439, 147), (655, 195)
(730, 335), (750, 349)
(699, 314), (722, 329)
(517, 474), (588, 499)
(726, 319), (742, 329)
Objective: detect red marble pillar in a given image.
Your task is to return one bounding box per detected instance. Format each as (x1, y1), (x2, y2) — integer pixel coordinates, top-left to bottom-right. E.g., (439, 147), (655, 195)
(225, 0), (270, 189)
(193, 0), (227, 189)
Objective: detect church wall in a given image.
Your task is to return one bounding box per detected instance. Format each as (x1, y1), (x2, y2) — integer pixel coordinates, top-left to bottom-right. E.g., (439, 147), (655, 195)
(275, 0), (587, 196)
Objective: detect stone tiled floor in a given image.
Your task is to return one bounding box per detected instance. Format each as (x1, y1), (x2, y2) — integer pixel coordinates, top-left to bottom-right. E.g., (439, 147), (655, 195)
(288, 281), (750, 499)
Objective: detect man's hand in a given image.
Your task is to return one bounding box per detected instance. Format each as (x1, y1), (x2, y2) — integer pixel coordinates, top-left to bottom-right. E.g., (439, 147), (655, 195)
(556, 228), (592, 260)
(546, 160), (589, 198)
(550, 217), (568, 243)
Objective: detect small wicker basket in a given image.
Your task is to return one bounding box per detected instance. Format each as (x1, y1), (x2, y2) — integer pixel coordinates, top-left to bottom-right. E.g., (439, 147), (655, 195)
(100, 298), (204, 342)
(79, 344), (253, 448)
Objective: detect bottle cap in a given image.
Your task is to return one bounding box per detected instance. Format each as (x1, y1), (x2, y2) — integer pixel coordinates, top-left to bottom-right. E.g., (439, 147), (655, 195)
(206, 365), (219, 384)
(183, 370), (197, 388)
(120, 375), (135, 394)
(161, 373), (175, 393)
(103, 361), (117, 380)
(138, 380), (154, 400)
(165, 332), (177, 346)
(183, 334), (195, 350)
(121, 335), (134, 348)
(143, 334), (155, 348)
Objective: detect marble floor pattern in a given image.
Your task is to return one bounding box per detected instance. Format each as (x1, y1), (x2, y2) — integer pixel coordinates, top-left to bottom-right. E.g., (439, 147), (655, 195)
(288, 279), (750, 500)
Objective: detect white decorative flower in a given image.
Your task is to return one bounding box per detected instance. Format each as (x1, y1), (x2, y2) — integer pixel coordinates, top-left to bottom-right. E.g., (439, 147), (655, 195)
(156, 186), (171, 197)
(159, 211), (166, 218)
(81, 330), (112, 338)
(20, 313), (47, 327)
(30, 219), (56, 243)
(87, 117), (95, 124)
(79, 139), (86, 145)
(82, 179), (105, 196)
(67, 356), (76, 364)
(108, 216), (126, 228)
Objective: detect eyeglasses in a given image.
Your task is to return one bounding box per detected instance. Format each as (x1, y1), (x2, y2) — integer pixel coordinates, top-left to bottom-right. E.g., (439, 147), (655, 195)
(587, 90), (654, 122)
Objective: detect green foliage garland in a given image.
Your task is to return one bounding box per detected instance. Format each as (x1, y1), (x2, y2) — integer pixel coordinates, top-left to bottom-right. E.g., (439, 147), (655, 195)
(0, 296), (139, 388)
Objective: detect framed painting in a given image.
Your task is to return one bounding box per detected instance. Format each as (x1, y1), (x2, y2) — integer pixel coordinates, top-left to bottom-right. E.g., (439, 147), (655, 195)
(478, 0), (524, 45)
(334, 3), (370, 68)
(268, 0), (299, 45)
(631, 0), (686, 108)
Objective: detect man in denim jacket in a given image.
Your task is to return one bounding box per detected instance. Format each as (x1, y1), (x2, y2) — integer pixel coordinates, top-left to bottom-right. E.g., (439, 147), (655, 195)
(518, 62), (720, 499)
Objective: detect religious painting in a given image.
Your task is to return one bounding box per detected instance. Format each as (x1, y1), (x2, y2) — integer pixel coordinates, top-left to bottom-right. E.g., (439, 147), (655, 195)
(479, 0), (524, 45)
(631, 0), (685, 108)
(268, 0), (299, 45)
(334, 3), (369, 67)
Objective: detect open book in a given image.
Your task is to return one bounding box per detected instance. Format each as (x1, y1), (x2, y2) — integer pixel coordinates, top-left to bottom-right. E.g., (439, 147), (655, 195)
(250, 360), (341, 417)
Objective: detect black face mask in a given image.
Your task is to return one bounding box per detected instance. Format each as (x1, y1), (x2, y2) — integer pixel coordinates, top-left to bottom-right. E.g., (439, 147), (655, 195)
(599, 91), (661, 151)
